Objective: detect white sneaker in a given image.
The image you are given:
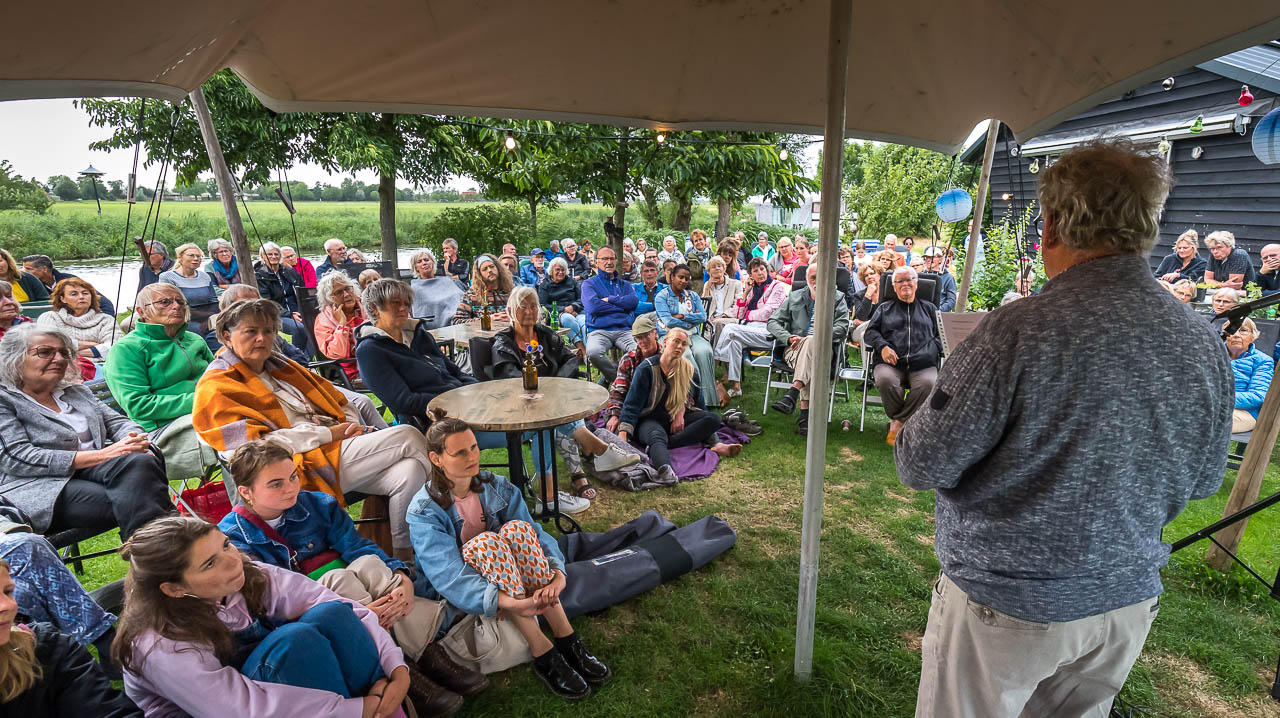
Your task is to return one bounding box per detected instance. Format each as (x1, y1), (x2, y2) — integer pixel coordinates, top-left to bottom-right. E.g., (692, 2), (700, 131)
(593, 445), (642, 473)
(537, 491), (590, 515)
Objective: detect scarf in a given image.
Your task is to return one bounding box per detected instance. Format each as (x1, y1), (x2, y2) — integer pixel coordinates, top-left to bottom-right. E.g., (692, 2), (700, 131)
(746, 277), (772, 312)
(210, 256), (239, 284)
(193, 347), (349, 503)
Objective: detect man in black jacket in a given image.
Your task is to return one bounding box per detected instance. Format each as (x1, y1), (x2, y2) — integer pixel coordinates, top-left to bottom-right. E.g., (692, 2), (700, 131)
(864, 265), (941, 445)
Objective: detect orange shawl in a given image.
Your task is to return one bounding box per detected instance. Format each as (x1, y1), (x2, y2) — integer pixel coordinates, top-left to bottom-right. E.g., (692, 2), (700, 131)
(193, 349), (349, 503)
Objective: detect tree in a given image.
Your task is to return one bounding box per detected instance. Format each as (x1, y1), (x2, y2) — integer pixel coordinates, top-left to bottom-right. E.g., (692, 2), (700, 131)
(49, 175), (80, 202)
(842, 141), (978, 239)
(108, 179), (126, 200)
(0, 161), (52, 213)
(76, 175), (105, 202)
(459, 120), (576, 238)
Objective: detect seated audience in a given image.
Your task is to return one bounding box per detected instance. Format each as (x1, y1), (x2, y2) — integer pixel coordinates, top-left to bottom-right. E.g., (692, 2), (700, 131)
(544, 239), (562, 262)
(315, 237), (355, 278)
(872, 248), (903, 273)
(194, 299), (431, 560)
(1257, 243), (1280, 295)
(537, 257), (585, 351)
(583, 247), (639, 383)
(406, 417), (611, 701)
(766, 264), (851, 435)
(602, 316), (662, 433)
(731, 236), (753, 281)
(618, 251), (638, 282)
(0, 558), (140, 716)
(358, 268), (382, 289)
(454, 254), (513, 325)
(218, 439), (484, 714)
(1016, 266), (1039, 297)
(717, 241), (742, 280)
(864, 266), (942, 445)
(901, 236), (918, 265)
(1155, 229), (1207, 283)
(313, 271), (366, 383)
(643, 247), (659, 266)
(794, 237), (812, 267)
(752, 231), (777, 268)
(633, 260), (667, 317)
(562, 239), (591, 281)
(204, 238), (242, 289)
(656, 264), (718, 407)
(440, 238), (469, 281)
(500, 243), (517, 258)
(0, 248), (48, 303)
(520, 248), (547, 286)
(852, 263), (883, 325)
(37, 277), (121, 361)
(853, 241), (869, 267)
(205, 284), (308, 363)
(0, 280), (30, 342)
(838, 246), (861, 293)
(408, 248), (463, 329)
(492, 287), (639, 504)
(1209, 286), (1242, 334)
(280, 245), (317, 288)
(657, 235), (685, 265)
(1203, 230), (1255, 289)
(22, 254), (115, 315)
(348, 249), (369, 264)
(772, 237), (802, 285)
(702, 256), (742, 348)
(157, 243), (219, 333)
(921, 245), (958, 312)
(713, 259), (787, 399)
(1171, 278), (1196, 304)
(116, 517), (418, 716)
(1227, 318), (1272, 434)
(133, 238), (174, 290)
(0, 324), (172, 540)
(661, 259), (677, 286)
(496, 254), (520, 286)
(105, 282), (217, 482)
(618, 329), (738, 482)
(253, 242), (307, 353)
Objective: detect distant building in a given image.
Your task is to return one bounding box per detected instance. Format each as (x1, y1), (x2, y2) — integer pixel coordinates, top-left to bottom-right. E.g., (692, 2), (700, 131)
(752, 191), (843, 230)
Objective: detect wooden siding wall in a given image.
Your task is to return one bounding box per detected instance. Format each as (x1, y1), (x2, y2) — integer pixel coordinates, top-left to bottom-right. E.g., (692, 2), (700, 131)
(981, 67), (1280, 271)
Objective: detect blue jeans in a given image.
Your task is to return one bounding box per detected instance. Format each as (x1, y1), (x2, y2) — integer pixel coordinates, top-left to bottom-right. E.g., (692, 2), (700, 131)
(476, 421), (586, 477)
(0, 533), (115, 646)
(559, 313), (585, 345)
(280, 316), (309, 352)
(241, 601), (384, 698)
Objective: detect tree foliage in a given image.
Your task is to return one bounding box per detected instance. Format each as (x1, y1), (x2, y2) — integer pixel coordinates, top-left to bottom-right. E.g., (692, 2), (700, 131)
(842, 141), (977, 239)
(0, 161), (52, 213)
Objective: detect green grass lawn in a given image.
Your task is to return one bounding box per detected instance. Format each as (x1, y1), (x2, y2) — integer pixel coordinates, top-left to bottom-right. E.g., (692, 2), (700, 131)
(70, 370), (1280, 717)
(48, 200), (481, 220)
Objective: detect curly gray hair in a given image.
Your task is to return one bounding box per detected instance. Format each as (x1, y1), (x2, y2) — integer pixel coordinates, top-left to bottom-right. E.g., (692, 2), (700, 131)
(547, 257), (569, 276)
(0, 323), (79, 388)
(316, 270), (357, 309)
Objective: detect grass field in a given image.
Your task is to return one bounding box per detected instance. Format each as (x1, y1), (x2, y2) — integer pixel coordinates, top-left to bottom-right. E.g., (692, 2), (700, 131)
(68, 365), (1280, 717)
(48, 200), (478, 220)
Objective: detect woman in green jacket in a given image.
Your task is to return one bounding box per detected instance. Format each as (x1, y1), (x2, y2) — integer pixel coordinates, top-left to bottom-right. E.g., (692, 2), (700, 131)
(105, 283), (215, 481)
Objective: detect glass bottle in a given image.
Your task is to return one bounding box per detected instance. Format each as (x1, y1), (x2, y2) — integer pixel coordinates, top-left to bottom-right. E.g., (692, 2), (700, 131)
(551, 301), (559, 329)
(522, 350), (539, 391)
(480, 299), (492, 331)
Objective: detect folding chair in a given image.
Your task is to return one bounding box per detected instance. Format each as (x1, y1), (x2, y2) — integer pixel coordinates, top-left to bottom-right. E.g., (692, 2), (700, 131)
(856, 342), (885, 431)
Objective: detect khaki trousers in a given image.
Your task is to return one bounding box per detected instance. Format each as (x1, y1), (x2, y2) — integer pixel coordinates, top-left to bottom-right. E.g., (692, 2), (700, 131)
(317, 555), (446, 661)
(916, 574), (1158, 718)
(786, 336), (818, 400)
(338, 425), (431, 550)
(1232, 408), (1257, 434)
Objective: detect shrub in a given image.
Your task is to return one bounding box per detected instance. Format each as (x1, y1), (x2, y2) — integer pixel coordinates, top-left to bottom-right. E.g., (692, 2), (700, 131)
(418, 204), (533, 261)
(955, 203), (1042, 310)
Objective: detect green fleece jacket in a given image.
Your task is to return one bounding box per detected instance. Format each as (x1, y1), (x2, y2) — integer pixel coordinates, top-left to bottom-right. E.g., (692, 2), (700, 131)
(104, 321), (214, 430)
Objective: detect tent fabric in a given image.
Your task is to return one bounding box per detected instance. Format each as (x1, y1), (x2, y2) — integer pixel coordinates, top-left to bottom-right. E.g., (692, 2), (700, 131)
(4, 2), (1280, 152)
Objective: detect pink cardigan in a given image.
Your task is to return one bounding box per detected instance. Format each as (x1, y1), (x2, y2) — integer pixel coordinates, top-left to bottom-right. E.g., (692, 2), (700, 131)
(296, 257), (319, 288)
(124, 562), (404, 717)
(734, 280), (788, 323)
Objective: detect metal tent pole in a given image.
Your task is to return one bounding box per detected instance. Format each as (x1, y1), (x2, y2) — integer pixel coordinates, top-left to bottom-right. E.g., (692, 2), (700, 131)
(794, 0), (852, 683)
(956, 120), (1000, 312)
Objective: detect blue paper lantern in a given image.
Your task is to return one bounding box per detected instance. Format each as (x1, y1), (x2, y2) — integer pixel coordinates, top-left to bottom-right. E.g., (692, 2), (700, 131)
(935, 188), (973, 223)
(1253, 107), (1280, 165)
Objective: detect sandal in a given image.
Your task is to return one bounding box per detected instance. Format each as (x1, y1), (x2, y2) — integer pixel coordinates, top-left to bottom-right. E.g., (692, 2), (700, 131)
(571, 475), (597, 500)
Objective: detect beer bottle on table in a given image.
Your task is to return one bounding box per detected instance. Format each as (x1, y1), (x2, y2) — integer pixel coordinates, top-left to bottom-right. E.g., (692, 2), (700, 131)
(522, 346), (539, 391)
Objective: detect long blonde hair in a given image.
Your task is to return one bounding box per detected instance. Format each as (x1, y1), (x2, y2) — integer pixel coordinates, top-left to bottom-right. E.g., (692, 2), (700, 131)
(0, 560), (41, 701)
(662, 334), (695, 416)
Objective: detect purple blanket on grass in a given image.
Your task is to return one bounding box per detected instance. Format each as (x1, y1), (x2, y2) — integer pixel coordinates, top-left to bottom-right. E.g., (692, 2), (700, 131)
(585, 418), (750, 487)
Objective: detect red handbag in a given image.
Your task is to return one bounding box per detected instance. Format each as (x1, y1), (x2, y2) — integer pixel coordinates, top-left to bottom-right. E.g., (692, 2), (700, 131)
(176, 479), (234, 523)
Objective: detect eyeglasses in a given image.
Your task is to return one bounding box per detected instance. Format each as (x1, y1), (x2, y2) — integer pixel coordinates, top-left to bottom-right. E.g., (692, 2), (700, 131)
(146, 297), (187, 309)
(27, 346), (71, 361)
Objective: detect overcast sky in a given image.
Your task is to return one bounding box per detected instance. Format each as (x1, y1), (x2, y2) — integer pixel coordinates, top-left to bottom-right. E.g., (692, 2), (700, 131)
(0, 98), (985, 192)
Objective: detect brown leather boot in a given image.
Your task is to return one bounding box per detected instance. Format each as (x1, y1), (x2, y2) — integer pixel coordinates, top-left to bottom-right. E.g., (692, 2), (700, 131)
(405, 662), (464, 717)
(417, 643), (490, 697)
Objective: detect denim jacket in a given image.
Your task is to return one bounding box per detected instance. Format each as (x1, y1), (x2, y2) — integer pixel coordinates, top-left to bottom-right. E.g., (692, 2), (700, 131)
(218, 490), (406, 574)
(406, 472), (566, 618)
(654, 287), (707, 333)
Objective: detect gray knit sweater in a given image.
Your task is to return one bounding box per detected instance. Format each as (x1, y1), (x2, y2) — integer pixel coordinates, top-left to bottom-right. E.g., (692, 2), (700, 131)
(896, 253), (1232, 622)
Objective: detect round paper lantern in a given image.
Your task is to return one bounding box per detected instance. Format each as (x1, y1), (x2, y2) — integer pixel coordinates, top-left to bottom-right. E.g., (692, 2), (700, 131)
(935, 188), (973, 223)
(1253, 107), (1280, 165)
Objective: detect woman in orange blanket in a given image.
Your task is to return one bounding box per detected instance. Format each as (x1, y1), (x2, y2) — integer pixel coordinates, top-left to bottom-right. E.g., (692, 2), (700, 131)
(193, 299), (430, 562)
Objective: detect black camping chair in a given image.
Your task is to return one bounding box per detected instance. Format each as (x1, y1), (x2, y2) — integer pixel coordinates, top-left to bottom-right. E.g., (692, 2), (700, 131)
(294, 285), (359, 390)
(878, 271), (940, 306)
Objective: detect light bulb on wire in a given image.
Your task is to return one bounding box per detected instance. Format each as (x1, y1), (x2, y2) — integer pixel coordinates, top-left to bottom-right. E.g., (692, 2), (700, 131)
(1240, 85), (1254, 107)
(779, 148), (789, 161)
(504, 131), (517, 151)
(1189, 115), (1204, 134)
(1000, 192), (1012, 201)
(1157, 136), (1171, 155)
(655, 133), (666, 145)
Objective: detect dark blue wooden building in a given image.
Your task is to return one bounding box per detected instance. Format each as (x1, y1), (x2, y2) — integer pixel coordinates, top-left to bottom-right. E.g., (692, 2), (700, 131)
(962, 41), (1280, 269)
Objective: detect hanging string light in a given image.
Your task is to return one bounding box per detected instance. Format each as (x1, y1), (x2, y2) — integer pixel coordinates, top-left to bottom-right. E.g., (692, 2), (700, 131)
(1028, 158), (1040, 174)
(1239, 85), (1255, 107)
(1188, 114), (1204, 134)
(1157, 136), (1172, 155)
(779, 148), (789, 161)
(504, 130), (517, 151)
(655, 132), (666, 145)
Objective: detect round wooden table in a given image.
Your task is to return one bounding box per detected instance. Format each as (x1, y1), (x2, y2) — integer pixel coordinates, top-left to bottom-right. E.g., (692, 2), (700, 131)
(428, 377), (609, 532)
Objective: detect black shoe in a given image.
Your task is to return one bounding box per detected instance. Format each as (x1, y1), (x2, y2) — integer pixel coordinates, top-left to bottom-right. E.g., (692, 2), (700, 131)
(417, 642), (489, 697)
(533, 647), (591, 701)
(796, 412), (809, 436)
(405, 663), (465, 717)
(771, 394), (796, 414)
(556, 634), (611, 686)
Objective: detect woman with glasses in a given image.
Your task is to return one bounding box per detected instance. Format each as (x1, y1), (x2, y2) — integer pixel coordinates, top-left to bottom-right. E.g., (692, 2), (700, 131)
(105, 283), (216, 482)
(0, 323), (172, 543)
(313, 272), (367, 384)
(204, 238), (242, 289)
(158, 243), (220, 334)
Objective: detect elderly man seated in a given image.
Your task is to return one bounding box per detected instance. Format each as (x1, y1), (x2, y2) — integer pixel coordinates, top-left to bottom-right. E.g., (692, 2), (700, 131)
(194, 298), (427, 561)
(315, 237), (356, 278)
(1256, 243), (1280, 295)
(1203, 230), (1255, 289)
(766, 263), (850, 436)
(105, 282), (218, 481)
(583, 246), (639, 383)
(864, 265), (942, 446)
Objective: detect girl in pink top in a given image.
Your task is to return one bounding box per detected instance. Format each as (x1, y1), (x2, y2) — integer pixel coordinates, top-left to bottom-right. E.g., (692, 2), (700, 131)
(115, 516), (421, 718)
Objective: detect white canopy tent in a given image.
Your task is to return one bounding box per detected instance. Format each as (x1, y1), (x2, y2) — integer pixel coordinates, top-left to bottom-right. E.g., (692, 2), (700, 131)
(6, 0), (1280, 683)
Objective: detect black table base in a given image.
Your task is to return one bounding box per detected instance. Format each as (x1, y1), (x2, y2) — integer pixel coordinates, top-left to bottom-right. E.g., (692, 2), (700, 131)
(505, 430), (582, 534)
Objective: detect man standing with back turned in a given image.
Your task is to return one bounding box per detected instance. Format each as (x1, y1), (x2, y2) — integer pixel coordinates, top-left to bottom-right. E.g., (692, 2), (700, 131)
(896, 140), (1232, 718)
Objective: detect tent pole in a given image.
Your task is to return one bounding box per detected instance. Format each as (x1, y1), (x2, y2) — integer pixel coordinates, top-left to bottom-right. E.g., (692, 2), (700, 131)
(956, 120), (1000, 312)
(794, 0), (852, 683)
(1206, 371), (1280, 570)
(189, 85), (258, 291)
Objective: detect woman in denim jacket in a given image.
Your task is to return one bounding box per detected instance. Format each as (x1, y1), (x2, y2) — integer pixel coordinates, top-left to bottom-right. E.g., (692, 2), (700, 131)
(406, 414), (610, 702)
